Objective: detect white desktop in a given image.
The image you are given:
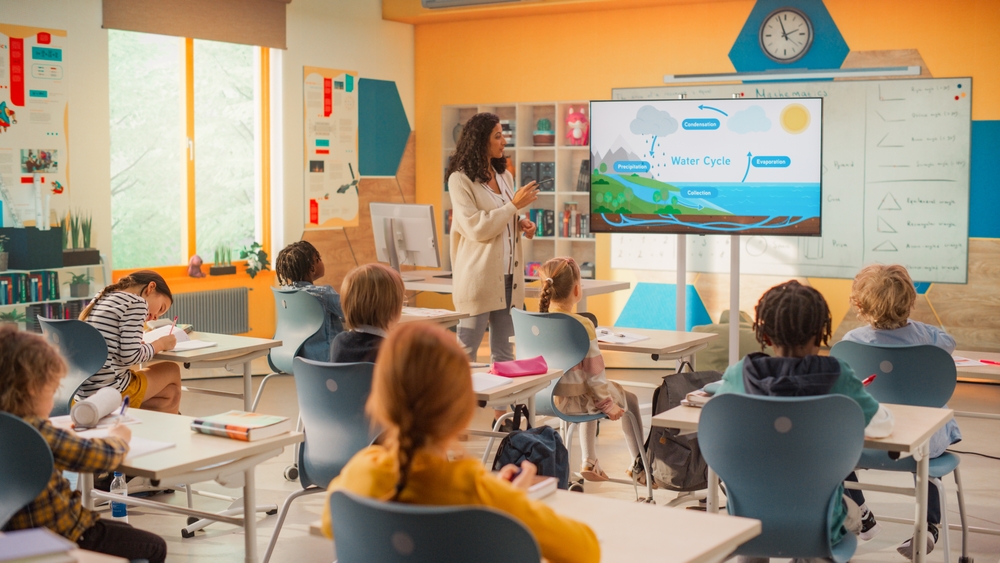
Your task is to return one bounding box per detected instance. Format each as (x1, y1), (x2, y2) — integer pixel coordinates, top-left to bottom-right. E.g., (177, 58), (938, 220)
(370, 202), (440, 281)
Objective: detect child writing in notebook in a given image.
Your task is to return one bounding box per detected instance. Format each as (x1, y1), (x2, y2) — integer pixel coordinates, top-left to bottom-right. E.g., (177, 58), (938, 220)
(321, 322), (599, 563)
(842, 264), (961, 557)
(537, 256), (643, 482)
(329, 263), (404, 363)
(0, 326), (167, 563)
(79, 270), (181, 414)
(717, 280), (894, 559)
(275, 240), (344, 362)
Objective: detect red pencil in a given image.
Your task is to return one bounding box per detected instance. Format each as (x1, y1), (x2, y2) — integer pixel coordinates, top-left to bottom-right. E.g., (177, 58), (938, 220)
(862, 374), (877, 386)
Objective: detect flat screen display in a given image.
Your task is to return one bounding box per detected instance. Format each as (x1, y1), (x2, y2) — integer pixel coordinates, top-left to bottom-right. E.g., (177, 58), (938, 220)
(589, 98), (822, 236)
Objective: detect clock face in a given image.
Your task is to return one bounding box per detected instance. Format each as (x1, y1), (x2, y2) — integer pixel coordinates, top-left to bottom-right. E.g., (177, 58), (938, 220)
(759, 7), (814, 63)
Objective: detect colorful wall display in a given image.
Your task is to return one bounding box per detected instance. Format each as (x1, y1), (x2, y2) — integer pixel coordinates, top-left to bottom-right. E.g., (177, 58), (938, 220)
(303, 66), (359, 230)
(0, 23), (69, 227)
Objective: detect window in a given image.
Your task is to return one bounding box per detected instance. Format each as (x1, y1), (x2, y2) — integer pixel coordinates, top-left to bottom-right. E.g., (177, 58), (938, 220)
(109, 31), (267, 270)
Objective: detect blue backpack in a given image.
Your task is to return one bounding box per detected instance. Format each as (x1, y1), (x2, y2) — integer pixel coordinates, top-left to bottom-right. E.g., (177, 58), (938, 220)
(491, 406), (570, 489)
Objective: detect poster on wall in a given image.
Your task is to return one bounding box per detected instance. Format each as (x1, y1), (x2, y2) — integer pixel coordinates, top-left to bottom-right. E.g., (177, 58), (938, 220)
(0, 24), (69, 227)
(303, 66), (359, 230)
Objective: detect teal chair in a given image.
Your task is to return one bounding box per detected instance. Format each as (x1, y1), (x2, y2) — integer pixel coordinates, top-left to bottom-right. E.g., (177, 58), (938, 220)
(699, 394), (865, 562)
(830, 341), (969, 563)
(37, 318), (109, 417)
(262, 359), (377, 563)
(0, 412), (54, 527)
(509, 308), (653, 500)
(327, 490), (541, 563)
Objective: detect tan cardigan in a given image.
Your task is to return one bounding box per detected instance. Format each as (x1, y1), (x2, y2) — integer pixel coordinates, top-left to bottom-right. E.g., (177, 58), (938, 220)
(448, 170), (525, 316)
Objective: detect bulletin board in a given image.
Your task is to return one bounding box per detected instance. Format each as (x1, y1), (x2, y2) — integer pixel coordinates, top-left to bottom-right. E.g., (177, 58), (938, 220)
(303, 66), (359, 230)
(0, 23), (70, 227)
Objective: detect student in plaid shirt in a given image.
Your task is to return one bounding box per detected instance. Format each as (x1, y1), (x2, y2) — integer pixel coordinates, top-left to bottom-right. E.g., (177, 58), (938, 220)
(0, 325), (166, 563)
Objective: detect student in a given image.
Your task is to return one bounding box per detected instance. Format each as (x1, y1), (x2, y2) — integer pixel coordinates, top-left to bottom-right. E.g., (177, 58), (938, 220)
(275, 240), (344, 362)
(0, 326), (167, 563)
(321, 322), (599, 563)
(537, 257), (643, 482)
(842, 264), (961, 557)
(329, 263), (404, 363)
(717, 280), (893, 557)
(79, 270), (181, 414)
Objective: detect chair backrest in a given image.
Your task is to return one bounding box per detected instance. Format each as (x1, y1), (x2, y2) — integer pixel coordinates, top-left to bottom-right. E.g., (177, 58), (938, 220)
(37, 318), (109, 417)
(292, 357), (377, 489)
(270, 287), (326, 373)
(0, 412), (55, 528)
(700, 394), (864, 561)
(829, 341), (956, 407)
(510, 308), (592, 418)
(328, 490), (541, 563)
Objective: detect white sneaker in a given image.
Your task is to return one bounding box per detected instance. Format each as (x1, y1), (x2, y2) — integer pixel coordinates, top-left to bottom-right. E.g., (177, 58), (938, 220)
(897, 523), (938, 559)
(858, 504), (881, 541)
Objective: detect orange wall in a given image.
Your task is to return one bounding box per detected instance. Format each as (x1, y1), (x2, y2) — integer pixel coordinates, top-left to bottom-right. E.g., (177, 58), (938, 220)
(413, 0), (1000, 323)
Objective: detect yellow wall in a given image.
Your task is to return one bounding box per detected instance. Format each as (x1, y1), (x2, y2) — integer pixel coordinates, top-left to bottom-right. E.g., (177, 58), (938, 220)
(414, 0), (1000, 326)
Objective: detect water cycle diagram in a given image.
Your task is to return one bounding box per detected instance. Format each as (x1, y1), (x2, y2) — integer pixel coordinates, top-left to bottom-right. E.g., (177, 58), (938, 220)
(589, 98), (822, 235)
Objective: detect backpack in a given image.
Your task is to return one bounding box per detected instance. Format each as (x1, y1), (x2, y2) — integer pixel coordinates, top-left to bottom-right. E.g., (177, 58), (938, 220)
(635, 362), (722, 492)
(491, 406), (570, 489)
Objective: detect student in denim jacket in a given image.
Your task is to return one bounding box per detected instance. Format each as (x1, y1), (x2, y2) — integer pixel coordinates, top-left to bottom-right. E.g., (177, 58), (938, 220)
(275, 241), (344, 362)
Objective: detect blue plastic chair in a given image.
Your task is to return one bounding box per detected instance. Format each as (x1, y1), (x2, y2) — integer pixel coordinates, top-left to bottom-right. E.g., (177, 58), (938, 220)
(261, 358), (377, 563)
(0, 412), (55, 528)
(830, 341), (969, 563)
(509, 308), (653, 500)
(327, 490), (541, 563)
(699, 394), (865, 562)
(37, 317), (109, 417)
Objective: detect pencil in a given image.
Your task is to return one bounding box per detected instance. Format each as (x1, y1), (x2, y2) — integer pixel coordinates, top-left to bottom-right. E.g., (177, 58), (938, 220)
(168, 316), (179, 335)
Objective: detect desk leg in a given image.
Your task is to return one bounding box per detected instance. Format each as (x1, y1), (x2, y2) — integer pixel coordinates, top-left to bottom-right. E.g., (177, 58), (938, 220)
(707, 467), (719, 514)
(80, 472), (94, 511)
(913, 443), (930, 563)
(244, 360), (254, 412)
(527, 395), (536, 428)
(244, 466), (258, 563)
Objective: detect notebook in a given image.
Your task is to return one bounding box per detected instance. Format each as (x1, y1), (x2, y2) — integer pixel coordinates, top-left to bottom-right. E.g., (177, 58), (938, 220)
(143, 325), (217, 351)
(75, 428), (176, 460)
(472, 372), (510, 393)
(0, 528), (75, 563)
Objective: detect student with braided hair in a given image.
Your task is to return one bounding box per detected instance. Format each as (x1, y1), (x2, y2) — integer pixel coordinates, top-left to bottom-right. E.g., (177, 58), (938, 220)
(275, 240), (344, 362)
(79, 270), (181, 413)
(320, 322), (599, 563)
(537, 257), (643, 482)
(717, 280), (894, 557)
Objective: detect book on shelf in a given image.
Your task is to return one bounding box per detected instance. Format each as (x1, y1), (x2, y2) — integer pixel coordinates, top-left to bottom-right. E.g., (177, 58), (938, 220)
(576, 159), (590, 193)
(190, 410), (292, 441)
(443, 209), (453, 235)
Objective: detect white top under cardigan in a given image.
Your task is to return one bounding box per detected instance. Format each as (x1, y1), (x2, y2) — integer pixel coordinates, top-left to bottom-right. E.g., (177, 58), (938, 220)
(448, 169), (526, 317)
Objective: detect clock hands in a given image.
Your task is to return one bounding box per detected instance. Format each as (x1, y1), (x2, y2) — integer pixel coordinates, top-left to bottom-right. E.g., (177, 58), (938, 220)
(777, 16), (789, 40)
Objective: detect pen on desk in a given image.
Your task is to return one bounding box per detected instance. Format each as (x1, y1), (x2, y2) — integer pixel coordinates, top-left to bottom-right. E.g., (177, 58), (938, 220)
(979, 359), (1000, 366)
(861, 374), (877, 386)
(168, 316), (179, 335)
(119, 396), (130, 417)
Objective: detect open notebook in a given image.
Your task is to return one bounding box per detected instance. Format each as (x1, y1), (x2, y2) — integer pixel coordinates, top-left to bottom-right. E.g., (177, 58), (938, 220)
(143, 325), (217, 351)
(76, 427), (175, 460)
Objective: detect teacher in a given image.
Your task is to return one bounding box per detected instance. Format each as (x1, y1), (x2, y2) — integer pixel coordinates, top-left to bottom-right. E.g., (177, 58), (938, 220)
(447, 112), (539, 379)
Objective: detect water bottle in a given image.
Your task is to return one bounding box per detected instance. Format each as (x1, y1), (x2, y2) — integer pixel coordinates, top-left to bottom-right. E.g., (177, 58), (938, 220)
(110, 472), (128, 523)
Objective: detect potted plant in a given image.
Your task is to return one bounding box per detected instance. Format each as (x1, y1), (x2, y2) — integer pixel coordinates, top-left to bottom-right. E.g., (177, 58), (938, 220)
(210, 245), (236, 276)
(0, 309), (27, 331)
(62, 211), (101, 267)
(0, 234), (8, 271)
(533, 118), (555, 146)
(64, 272), (94, 298)
(239, 242), (271, 279)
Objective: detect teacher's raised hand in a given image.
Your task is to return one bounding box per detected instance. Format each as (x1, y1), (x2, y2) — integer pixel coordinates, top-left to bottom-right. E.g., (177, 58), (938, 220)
(511, 181), (539, 209)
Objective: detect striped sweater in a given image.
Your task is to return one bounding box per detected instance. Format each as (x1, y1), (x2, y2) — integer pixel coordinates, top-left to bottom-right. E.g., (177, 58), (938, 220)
(80, 291), (155, 398)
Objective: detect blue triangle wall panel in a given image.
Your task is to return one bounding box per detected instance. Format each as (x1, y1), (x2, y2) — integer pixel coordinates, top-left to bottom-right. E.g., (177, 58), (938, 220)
(729, 0), (848, 72)
(614, 283), (712, 331)
(358, 78), (411, 176)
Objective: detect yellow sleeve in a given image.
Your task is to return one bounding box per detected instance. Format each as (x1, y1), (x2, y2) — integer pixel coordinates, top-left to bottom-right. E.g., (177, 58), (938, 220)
(320, 447), (398, 538)
(476, 472), (600, 563)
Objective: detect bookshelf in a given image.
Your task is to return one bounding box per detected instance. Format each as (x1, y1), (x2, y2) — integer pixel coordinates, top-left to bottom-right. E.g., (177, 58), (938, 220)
(441, 101), (595, 276)
(0, 259), (108, 332)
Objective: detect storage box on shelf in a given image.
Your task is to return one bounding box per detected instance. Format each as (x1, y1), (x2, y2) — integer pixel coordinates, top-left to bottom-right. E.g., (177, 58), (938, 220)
(441, 101), (595, 273)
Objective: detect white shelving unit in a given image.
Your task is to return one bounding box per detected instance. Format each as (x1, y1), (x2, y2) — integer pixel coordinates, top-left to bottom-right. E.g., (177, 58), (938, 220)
(441, 101), (595, 273)
(0, 258), (108, 332)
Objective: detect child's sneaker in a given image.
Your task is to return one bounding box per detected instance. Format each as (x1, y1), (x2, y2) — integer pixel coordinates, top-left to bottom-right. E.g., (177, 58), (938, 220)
(580, 459), (609, 482)
(625, 459), (658, 489)
(858, 504), (881, 541)
(897, 523), (939, 559)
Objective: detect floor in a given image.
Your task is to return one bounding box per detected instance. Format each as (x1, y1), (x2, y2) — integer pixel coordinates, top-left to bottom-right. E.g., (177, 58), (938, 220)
(118, 357), (1000, 563)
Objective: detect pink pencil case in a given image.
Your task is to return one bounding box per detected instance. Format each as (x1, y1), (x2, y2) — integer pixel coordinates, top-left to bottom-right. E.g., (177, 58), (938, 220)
(490, 356), (548, 377)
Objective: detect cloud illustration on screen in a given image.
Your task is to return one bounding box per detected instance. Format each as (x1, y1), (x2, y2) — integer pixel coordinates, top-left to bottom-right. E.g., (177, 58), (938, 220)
(630, 105), (678, 136)
(727, 105), (771, 134)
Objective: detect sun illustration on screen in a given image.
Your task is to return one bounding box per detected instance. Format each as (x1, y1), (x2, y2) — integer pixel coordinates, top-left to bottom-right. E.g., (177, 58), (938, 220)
(780, 103), (810, 134)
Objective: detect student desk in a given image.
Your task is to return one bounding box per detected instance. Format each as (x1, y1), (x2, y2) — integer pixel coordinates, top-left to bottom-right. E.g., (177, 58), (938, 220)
(80, 409), (303, 563)
(652, 403), (954, 563)
(402, 271), (630, 312)
(309, 490), (761, 563)
(596, 328), (718, 367)
(471, 367), (562, 427)
(72, 550), (128, 563)
(398, 307), (469, 329)
(155, 332), (282, 411)
(954, 350), (1000, 385)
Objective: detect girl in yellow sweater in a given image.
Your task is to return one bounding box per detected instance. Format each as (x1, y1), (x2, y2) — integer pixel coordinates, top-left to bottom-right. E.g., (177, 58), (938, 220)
(321, 322), (599, 563)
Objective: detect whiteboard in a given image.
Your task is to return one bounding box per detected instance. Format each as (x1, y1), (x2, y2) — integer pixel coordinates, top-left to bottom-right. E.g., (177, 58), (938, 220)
(610, 78), (972, 283)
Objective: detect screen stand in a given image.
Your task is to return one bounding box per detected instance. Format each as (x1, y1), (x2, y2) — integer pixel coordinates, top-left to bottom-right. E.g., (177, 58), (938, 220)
(384, 218), (402, 273)
(676, 234), (686, 371)
(728, 235), (740, 366)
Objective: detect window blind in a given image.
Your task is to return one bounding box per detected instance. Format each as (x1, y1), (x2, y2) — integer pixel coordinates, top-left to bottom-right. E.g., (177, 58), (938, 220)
(103, 0), (291, 49)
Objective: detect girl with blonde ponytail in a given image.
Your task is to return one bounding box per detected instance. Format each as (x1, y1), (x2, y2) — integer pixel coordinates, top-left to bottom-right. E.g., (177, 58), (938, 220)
(321, 322), (599, 563)
(537, 257), (644, 483)
(80, 270), (182, 413)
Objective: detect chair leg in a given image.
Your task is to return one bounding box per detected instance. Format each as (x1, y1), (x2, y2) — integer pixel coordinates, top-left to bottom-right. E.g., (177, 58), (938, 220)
(953, 467), (971, 563)
(481, 411), (516, 465)
(933, 477), (950, 563)
(285, 415), (304, 481)
(624, 411), (653, 502)
(262, 486), (324, 563)
(251, 372), (286, 412)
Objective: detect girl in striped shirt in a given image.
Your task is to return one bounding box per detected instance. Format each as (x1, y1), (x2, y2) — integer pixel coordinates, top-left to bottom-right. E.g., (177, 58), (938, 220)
(79, 270), (181, 413)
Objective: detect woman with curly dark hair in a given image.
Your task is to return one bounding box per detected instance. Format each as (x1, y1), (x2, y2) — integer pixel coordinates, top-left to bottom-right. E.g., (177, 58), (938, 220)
(447, 112), (538, 426)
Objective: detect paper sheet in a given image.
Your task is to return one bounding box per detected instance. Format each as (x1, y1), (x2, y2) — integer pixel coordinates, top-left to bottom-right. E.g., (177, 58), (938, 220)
(51, 413), (141, 429)
(953, 356), (986, 367)
(75, 428), (175, 460)
(402, 307), (455, 317)
(171, 340), (217, 351)
(472, 372), (511, 393)
(595, 327), (649, 345)
(143, 326), (216, 351)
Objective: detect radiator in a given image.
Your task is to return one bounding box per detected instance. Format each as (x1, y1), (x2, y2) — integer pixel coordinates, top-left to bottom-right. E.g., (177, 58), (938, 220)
(164, 287), (250, 335)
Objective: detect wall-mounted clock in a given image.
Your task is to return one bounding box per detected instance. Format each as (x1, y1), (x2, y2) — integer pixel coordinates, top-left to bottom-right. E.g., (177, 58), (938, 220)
(759, 7), (814, 63)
